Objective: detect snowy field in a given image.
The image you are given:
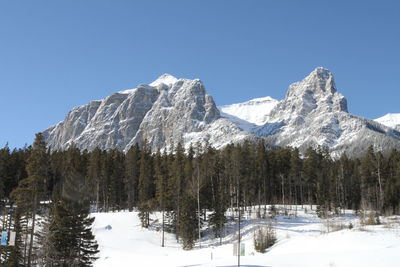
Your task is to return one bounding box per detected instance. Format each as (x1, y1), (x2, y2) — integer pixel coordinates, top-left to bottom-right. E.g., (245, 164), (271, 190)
(92, 206), (400, 267)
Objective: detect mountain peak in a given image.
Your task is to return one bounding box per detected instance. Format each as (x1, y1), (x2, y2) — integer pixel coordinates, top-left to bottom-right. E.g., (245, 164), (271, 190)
(310, 66), (332, 77)
(306, 67), (334, 88)
(269, 67), (347, 122)
(149, 74), (178, 88)
(286, 67), (337, 99)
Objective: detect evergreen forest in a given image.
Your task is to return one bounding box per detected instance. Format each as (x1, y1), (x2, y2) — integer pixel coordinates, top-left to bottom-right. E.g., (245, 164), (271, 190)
(0, 133), (400, 265)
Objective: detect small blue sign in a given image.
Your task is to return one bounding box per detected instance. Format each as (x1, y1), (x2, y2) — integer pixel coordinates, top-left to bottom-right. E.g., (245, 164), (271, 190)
(1, 231), (8, 246)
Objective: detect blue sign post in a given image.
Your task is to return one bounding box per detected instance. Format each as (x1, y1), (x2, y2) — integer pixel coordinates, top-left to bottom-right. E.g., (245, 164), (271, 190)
(1, 231), (8, 246)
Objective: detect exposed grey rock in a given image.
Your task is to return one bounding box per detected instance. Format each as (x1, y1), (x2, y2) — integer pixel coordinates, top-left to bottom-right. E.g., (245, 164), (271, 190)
(43, 68), (400, 157)
(44, 74), (254, 152)
(44, 85), (159, 151)
(128, 78), (217, 151)
(254, 67), (400, 157)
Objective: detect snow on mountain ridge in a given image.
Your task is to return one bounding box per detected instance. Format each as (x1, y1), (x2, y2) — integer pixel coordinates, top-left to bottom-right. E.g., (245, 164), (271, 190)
(118, 74), (179, 94)
(375, 113), (400, 131)
(219, 96), (279, 126)
(245, 96), (277, 103)
(149, 73), (178, 87)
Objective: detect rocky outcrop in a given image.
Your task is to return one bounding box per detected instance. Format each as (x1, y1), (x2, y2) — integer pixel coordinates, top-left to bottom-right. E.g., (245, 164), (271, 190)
(44, 85), (160, 151)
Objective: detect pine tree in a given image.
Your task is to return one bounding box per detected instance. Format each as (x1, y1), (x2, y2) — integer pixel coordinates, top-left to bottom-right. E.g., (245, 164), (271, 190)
(35, 207), (52, 267)
(101, 151), (113, 212)
(10, 133), (50, 267)
(360, 146), (381, 211)
(303, 147), (319, 206)
(0, 145), (11, 201)
(168, 143), (186, 238)
(289, 148), (303, 206)
(125, 144), (140, 211)
(77, 209), (99, 266)
(155, 150), (169, 246)
(138, 143), (154, 228)
(179, 193), (198, 250)
(254, 142), (267, 213)
(384, 150), (400, 214)
(185, 145), (203, 246)
(48, 150), (67, 201)
(46, 199), (99, 266)
(205, 147), (227, 241)
(61, 146), (87, 202)
(274, 148), (291, 207)
(108, 149), (125, 211)
(43, 145), (99, 266)
(315, 148), (332, 216)
(87, 148), (103, 212)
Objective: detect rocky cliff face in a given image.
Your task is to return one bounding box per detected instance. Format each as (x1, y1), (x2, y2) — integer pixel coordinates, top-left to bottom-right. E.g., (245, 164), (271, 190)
(256, 67), (350, 149)
(268, 67), (348, 121)
(128, 76), (226, 151)
(43, 74), (255, 152)
(44, 85), (160, 151)
(44, 68), (400, 157)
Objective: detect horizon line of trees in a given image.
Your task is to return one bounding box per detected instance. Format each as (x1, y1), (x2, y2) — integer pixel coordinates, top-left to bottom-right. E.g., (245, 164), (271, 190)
(0, 133), (399, 262)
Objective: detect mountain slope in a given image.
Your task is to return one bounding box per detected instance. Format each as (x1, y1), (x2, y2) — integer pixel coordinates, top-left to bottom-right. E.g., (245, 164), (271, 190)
(43, 75), (255, 152)
(44, 86), (159, 151)
(219, 96), (279, 125)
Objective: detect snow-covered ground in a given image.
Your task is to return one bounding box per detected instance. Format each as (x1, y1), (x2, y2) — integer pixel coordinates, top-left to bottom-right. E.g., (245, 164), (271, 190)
(92, 206), (400, 267)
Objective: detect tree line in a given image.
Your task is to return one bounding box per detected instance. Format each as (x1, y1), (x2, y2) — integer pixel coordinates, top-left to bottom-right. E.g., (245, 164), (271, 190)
(0, 134), (98, 266)
(0, 134), (400, 264)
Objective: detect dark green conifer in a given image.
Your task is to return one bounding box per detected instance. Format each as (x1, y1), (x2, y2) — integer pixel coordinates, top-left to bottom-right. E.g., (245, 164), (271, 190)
(125, 144), (140, 211)
(138, 143), (154, 228)
(179, 193), (198, 250)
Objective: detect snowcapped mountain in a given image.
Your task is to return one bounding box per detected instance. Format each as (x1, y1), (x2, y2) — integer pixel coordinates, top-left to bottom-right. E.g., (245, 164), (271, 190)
(43, 75), (256, 152)
(218, 67), (400, 156)
(375, 113), (400, 131)
(43, 68), (400, 156)
(254, 67), (400, 156)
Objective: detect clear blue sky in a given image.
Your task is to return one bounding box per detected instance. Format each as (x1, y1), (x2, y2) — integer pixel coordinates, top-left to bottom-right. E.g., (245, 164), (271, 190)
(1, 0), (399, 148)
